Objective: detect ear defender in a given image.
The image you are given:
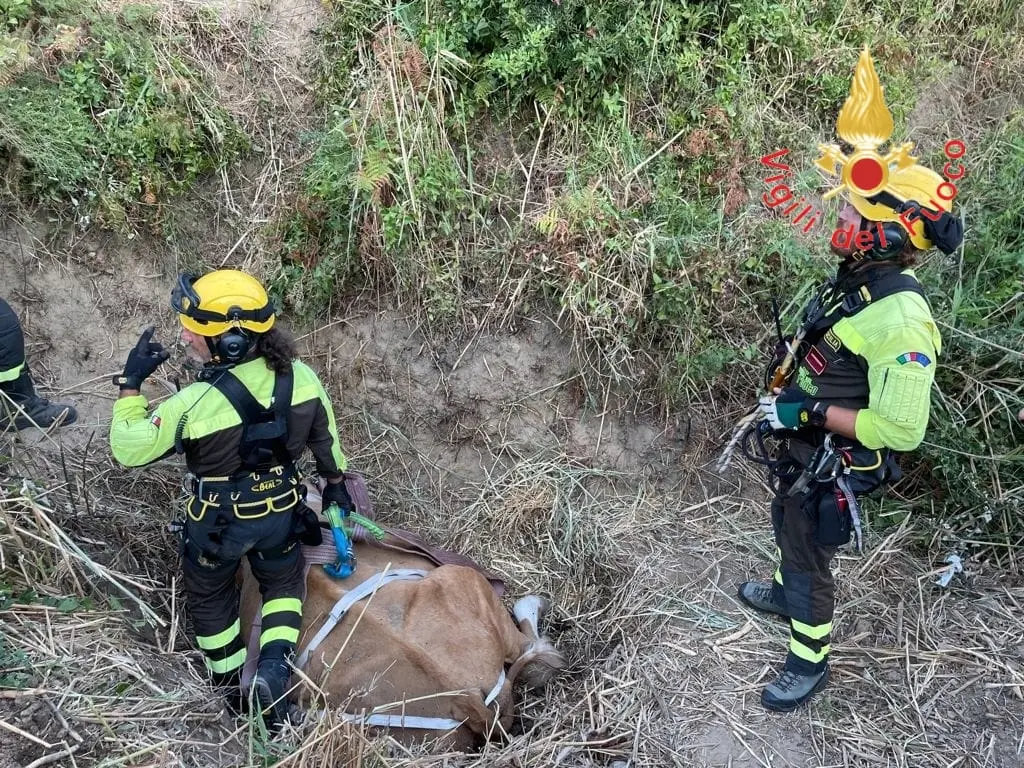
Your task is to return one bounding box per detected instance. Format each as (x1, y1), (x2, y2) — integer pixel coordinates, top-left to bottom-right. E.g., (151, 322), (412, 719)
(866, 221), (909, 260)
(215, 329), (253, 363)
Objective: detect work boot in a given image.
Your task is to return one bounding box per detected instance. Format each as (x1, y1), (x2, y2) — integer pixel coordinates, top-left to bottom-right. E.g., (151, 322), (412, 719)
(211, 670), (245, 718)
(251, 657), (291, 731)
(737, 580), (788, 618)
(761, 665), (830, 712)
(0, 370), (77, 431)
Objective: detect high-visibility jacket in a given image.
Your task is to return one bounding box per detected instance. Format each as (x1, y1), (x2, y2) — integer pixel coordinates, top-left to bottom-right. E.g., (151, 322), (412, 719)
(110, 357), (346, 478)
(789, 266), (941, 467)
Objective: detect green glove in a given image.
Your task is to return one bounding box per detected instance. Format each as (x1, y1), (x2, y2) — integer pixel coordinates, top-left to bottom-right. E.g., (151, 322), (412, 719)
(758, 387), (828, 431)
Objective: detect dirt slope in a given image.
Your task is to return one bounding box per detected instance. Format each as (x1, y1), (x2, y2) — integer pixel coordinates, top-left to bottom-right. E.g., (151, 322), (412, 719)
(2, 1), (1023, 766)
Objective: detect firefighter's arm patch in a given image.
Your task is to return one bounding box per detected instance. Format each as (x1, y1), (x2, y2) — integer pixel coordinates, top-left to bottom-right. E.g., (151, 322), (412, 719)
(896, 351), (932, 367)
(875, 366), (931, 426)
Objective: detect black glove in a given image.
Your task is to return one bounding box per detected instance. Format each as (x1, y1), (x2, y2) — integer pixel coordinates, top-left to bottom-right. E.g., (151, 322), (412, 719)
(113, 325), (170, 390)
(322, 477), (354, 515)
(293, 503), (324, 546)
(894, 199), (964, 255)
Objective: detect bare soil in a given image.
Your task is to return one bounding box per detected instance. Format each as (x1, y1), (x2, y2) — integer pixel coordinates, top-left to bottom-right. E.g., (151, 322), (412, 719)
(2, 3), (1023, 768)
(5, 210), (1024, 767)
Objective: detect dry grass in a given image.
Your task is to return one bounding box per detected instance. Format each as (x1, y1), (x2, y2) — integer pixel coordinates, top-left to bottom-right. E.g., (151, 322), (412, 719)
(2, 1), (1023, 766)
(4, 312), (1022, 767)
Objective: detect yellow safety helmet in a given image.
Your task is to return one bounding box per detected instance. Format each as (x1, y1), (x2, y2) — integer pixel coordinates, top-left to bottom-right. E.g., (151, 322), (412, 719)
(172, 270), (276, 337)
(817, 47), (963, 254)
(848, 164), (954, 250)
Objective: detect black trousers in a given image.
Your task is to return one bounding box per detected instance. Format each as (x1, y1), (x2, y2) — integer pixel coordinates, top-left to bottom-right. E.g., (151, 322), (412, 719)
(182, 505), (304, 685)
(0, 297), (26, 380)
(770, 483), (841, 675)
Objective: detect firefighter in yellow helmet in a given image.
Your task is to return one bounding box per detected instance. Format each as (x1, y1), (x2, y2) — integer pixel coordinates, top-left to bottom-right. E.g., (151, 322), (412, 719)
(736, 49), (963, 711)
(110, 269), (352, 728)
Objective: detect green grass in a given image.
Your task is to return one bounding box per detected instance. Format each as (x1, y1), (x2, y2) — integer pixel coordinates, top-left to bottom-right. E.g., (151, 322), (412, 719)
(0, 0), (246, 231)
(266, 0), (1024, 552)
(2, 0), (1021, 551)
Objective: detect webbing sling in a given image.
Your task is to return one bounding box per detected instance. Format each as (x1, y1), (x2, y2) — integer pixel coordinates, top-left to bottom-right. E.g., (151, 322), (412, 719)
(806, 270), (927, 338)
(210, 369), (294, 471)
(241, 549), (509, 733)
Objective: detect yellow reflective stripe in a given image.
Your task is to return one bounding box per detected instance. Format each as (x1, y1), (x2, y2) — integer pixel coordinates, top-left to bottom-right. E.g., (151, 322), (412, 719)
(0, 362), (24, 383)
(205, 647), (247, 674)
(790, 639), (830, 664)
(196, 618), (241, 651)
(262, 598), (302, 617)
(260, 626), (300, 647)
(267, 491), (299, 512)
(849, 450), (883, 471)
(773, 568), (783, 585)
(792, 619), (832, 640)
(298, 361), (347, 472)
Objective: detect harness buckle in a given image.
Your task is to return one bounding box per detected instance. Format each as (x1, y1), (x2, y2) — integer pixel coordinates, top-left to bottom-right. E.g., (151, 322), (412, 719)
(788, 433), (841, 497)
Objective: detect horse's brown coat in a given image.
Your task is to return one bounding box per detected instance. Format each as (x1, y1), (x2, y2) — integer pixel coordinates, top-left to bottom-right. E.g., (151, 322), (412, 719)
(239, 541), (557, 747)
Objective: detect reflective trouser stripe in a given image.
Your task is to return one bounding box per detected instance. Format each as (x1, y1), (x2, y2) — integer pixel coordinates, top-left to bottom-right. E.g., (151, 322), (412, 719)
(0, 363), (23, 383)
(262, 598), (302, 617)
(261, 625), (300, 647)
(792, 619), (832, 640)
(205, 647), (247, 674)
(196, 618), (241, 651)
(260, 597), (302, 650)
(196, 618), (247, 674)
(790, 618), (832, 664)
(773, 547), (783, 585)
(790, 637), (831, 664)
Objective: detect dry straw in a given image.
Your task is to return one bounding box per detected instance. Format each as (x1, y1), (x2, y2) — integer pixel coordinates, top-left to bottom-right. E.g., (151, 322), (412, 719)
(4, 324), (1022, 767)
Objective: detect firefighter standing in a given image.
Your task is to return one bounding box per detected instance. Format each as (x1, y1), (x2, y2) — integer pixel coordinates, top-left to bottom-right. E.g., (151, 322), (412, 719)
(736, 49), (964, 711)
(0, 297), (77, 431)
(109, 269), (353, 727)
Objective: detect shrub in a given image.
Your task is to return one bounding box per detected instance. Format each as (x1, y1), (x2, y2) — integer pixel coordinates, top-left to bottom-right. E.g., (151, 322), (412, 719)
(0, 0), (247, 231)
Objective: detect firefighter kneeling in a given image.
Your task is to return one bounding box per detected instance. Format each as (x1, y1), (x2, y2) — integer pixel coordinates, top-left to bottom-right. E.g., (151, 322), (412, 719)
(110, 270), (354, 729)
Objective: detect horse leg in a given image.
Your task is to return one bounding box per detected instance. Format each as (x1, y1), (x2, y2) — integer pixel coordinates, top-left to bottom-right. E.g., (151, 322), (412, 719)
(512, 595), (549, 641)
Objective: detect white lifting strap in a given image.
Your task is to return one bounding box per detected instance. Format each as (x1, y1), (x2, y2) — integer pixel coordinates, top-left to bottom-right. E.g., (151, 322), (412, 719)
(329, 668), (505, 733)
(347, 712), (466, 730)
(295, 568), (428, 670)
(296, 567), (510, 732)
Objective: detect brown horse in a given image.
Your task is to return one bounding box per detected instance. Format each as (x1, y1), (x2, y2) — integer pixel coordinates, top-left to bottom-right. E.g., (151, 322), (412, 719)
(238, 491), (565, 748)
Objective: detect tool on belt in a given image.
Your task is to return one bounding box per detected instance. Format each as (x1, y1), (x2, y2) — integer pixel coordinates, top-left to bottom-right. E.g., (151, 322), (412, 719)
(323, 503), (356, 579)
(788, 433), (864, 553)
(716, 286), (831, 473)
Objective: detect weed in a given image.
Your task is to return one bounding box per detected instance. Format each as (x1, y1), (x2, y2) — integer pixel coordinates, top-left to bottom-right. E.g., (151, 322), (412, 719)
(0, 0), (247, 232)
(901, 117), (1024, 556)
(0, 633), (33, 688)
